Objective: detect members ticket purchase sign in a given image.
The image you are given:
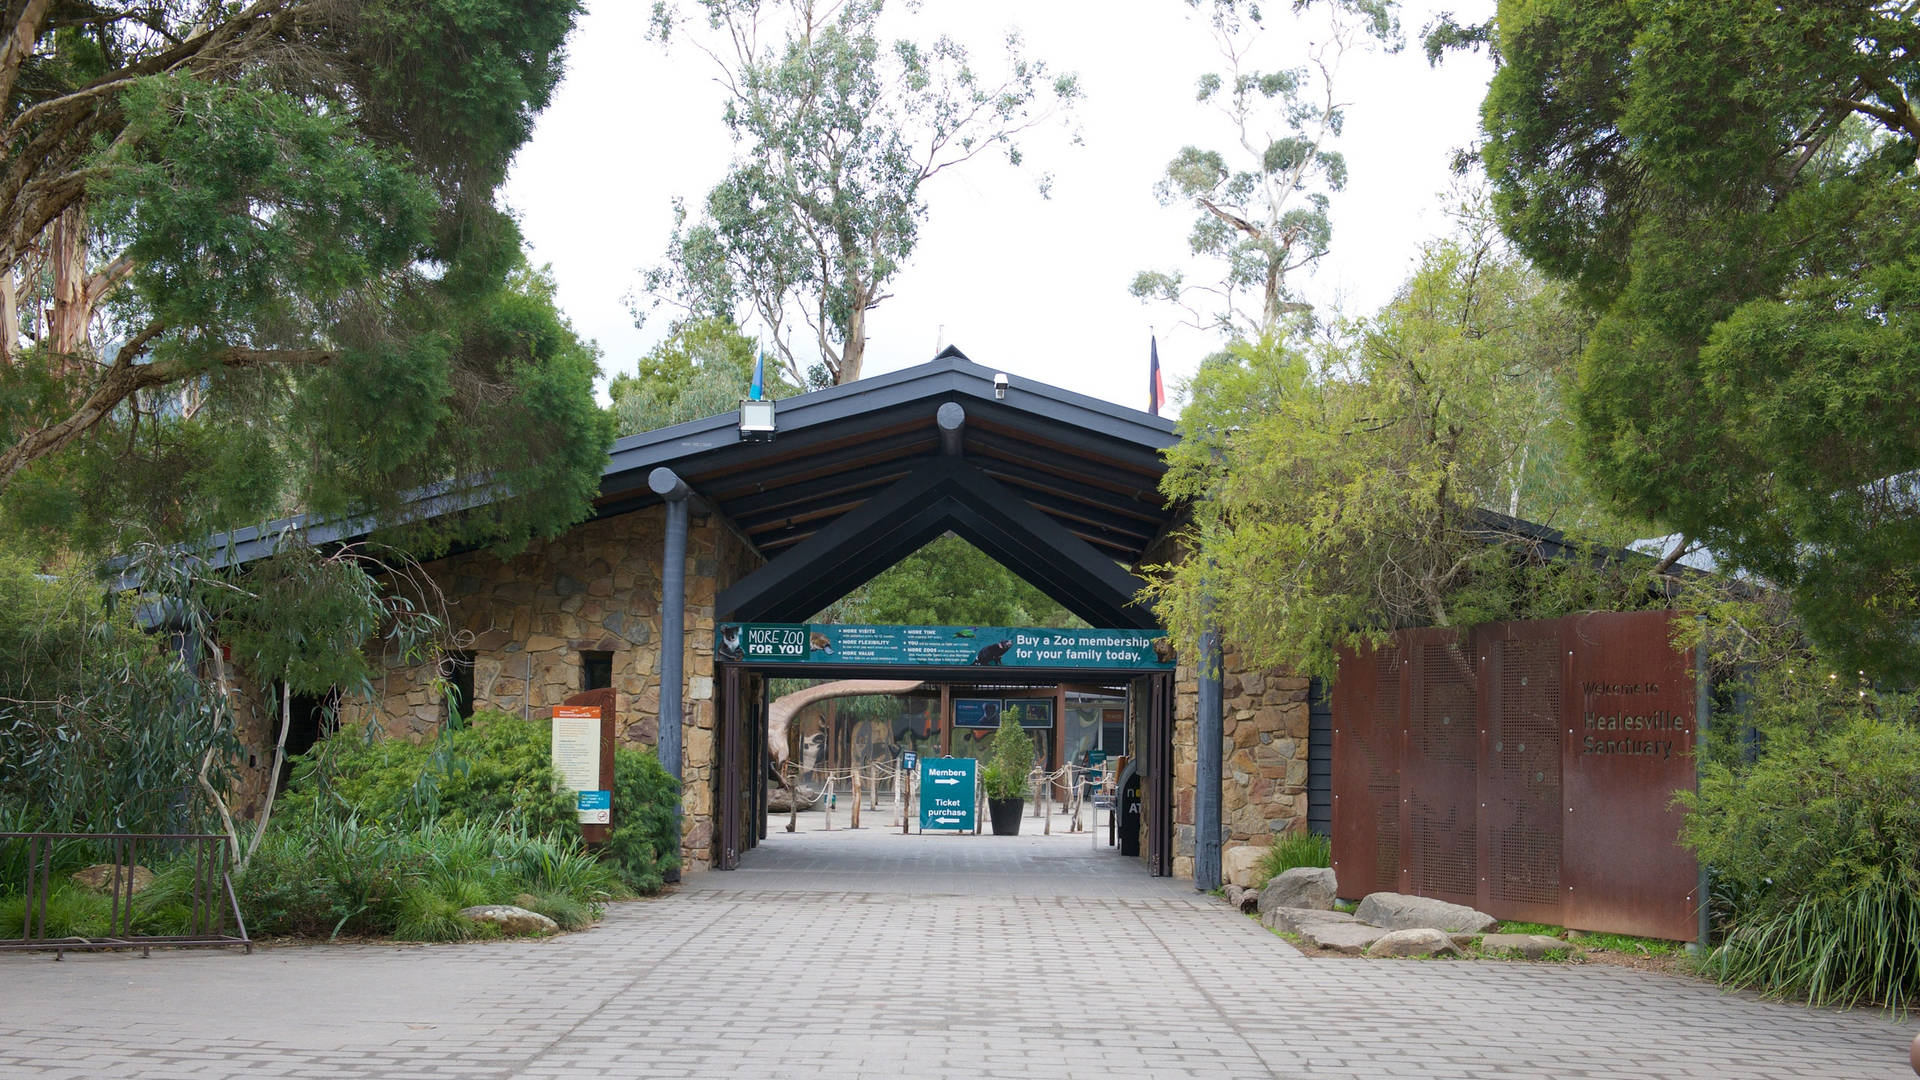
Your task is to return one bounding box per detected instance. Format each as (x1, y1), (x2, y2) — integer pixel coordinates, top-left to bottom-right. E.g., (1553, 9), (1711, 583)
(918, 757), (976, 831)
(717, 622), (1174, 670)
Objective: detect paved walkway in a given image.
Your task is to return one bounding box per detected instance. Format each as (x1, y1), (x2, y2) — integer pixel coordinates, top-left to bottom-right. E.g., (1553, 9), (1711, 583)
(1, 818), (1914, 1079)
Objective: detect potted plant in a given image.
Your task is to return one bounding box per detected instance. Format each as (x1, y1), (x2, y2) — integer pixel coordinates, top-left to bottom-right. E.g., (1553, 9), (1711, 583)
(979, 711), (1036, 836)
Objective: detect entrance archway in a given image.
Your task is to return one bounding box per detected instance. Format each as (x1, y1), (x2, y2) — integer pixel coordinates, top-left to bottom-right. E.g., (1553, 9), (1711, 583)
(715, 654), (1175, 876)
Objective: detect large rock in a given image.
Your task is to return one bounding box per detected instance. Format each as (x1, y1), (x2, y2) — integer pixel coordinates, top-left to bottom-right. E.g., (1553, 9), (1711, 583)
(1366, 928), (1462, 959)
(70, 864), (154, 895)
(1222, 846), (1267, 889)
(1479, 933), (1566, 960)
(1354, 892), (1496, 934)
(1262, 907), (1386, 954)
(458, 905), (558, 936)
(1256, 867), (1336, 914)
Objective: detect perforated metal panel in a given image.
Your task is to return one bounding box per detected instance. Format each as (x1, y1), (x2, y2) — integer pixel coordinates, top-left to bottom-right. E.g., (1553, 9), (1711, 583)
(1405, 633), (1477, 906)
(1330, 644), (1401, 898)
(1485, 633), (1563, 912)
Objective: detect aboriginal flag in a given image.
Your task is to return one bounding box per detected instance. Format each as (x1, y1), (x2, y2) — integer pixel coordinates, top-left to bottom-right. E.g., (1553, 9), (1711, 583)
(1149, 336), (1167, 416)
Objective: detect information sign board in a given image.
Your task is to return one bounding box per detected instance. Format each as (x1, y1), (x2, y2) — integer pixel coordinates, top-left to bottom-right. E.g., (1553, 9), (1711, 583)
(552, 705), (608, 825)
(718, 622), (1173, 670)
(901, 751), (917, 772)
(918, 757), (976, 831)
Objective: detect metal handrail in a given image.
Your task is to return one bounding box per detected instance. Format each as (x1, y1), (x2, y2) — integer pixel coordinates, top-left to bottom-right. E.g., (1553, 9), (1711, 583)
(0, 832), (252, 957)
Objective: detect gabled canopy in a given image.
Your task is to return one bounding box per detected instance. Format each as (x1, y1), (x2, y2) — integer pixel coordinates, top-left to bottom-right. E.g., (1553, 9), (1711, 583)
(609, 348), (1178, 628)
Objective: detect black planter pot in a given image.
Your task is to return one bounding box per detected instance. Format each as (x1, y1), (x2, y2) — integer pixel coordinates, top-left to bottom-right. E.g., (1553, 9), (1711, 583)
(987, 797), (1025, 836)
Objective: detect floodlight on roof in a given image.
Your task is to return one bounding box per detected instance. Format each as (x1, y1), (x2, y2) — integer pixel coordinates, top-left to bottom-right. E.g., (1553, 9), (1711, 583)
(739, 398), (777, 441)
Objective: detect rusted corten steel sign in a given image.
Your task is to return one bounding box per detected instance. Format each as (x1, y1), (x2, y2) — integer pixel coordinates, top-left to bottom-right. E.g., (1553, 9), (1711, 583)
(1330, 611), (1699, 940)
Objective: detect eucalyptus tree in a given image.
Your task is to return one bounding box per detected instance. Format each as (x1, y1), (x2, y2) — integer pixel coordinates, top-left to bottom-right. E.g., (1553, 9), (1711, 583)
(1131, 0), (1399, 338)
(644, 0), (1079, 386)
(0, 0), (612, 555)
(1480, 0), (1920, 681)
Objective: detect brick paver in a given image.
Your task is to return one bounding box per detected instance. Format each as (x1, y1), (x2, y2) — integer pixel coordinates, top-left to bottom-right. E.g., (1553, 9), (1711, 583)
(2, 817), (1914, 1079)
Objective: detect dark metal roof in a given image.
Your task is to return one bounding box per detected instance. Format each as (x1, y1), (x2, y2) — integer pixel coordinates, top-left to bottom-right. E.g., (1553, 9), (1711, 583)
(600, 347), (1177, 563)
(206, 347), (1180, 574)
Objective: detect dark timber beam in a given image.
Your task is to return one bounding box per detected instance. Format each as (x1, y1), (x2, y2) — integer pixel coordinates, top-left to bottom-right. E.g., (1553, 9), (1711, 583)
(944, 463), (1158, 629)
(717, 457), (1161, 629)
(718, 458), (963, 621)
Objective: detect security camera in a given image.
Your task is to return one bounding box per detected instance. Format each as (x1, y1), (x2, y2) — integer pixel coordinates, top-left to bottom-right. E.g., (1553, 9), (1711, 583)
(993, 372), (1008, 399)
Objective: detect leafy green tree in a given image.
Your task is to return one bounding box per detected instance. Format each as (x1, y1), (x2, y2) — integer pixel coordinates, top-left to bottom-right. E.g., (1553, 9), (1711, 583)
(1131, 0), (1399, 337)
(1148, 215), (1646, 676)
(828, 532), (1079, 628)
(610, 317), (799, 435)
(644, 0), (1079, 385)
(1479, 0), (1920, 681)
(0, 1), (612, 556)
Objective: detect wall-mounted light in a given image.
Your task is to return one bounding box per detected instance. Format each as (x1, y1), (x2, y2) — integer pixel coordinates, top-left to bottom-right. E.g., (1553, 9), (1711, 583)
(993, 372), (1009, 399)
(739, 398), (777, 441)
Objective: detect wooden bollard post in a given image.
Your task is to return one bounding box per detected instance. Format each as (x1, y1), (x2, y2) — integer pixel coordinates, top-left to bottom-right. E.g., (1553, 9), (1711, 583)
(974, 772), (983, 835)
(851, 765), (862, 829)
(1043, 769), (1053, 835)
(892, 766), (903, 828)
(786, 762), (800, 833)
(823, 777), (834, 831)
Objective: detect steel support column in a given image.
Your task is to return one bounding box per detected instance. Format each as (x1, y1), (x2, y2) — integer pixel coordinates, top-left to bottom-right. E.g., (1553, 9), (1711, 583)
(650, 467), (691, 881)
(1195, 618), (1224, 892)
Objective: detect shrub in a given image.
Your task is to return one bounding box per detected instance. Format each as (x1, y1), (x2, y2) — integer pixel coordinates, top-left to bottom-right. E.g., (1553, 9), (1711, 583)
(1254, 830), (1331, 887)
(0, 882), (111, 938)
(278, 710), (574, 834)
(979, 715), (1036, 800)
(235, 815), (626, 941)
(241, 709), (679, 939)
(236, 817), (410, 938)
(605, 745), (680, 893)
(1680, 716), (1920, 1009)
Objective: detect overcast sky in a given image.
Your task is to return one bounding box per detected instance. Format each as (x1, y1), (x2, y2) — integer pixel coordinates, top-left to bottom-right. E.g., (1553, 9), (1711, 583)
(502, 0), (1498, 413)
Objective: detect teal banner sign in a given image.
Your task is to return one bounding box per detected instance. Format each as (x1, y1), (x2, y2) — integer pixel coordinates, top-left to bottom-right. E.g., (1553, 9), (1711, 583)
(717, 623), (1173, 670)
(919, 757), (976, 831)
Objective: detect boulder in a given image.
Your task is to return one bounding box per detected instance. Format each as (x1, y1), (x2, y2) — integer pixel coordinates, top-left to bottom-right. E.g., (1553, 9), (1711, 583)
(1222, 846), (1268, 889)
(1366, 928), (1461, 959)
(1262, 907), (1386, 954)
(1479, 933), (1566, 960)
(1256, 867), (1337, 914)
(1354, 892), (1497, 934)
(70, 863), (154, 895)
(458, 905), (558, 936)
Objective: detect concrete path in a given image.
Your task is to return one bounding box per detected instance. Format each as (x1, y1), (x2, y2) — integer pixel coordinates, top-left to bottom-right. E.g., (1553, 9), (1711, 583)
(1, 818), (1914, 1079)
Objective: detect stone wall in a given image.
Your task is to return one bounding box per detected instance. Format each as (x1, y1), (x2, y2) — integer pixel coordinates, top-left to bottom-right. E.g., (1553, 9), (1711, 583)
(1168, 648), (1314, 882)
(327, 505), (759, 871)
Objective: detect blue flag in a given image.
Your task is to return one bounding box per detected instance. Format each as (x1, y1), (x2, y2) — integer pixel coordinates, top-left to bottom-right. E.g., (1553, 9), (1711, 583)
(749, 351), (765, 401)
